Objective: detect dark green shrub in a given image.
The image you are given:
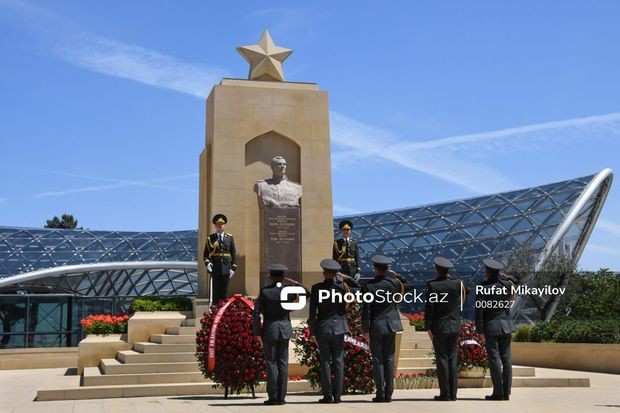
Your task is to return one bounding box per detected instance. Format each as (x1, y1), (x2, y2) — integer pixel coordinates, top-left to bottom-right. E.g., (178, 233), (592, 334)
(513, 324), (532, 342)
(129, 296), (193, 312)
(554, 320), (620, 344)
(530, 320), (561, 342)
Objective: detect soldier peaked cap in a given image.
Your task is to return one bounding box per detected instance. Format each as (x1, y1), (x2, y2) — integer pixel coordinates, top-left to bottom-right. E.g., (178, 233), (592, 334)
(267, 263), (288, 275)
(482, 258), (504, 271)
(433, 256), (454, 270)
(371, 255), (392, 268)
(339, 220), (353, 230)
(212, 214), (228, 225)
(320, 259), (341, 272)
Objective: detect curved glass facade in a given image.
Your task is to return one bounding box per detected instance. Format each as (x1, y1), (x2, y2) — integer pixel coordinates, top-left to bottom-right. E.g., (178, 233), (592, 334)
(0, 171), (613, 347)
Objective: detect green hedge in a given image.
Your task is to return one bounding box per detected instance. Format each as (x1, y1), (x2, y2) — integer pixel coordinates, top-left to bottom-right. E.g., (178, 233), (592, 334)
(554, 320), (619, 344)
(529, 319), (619, 344)
(530, 320), (562, 342)
(129, 296), (193, 312)
(512, 324), (532, 342)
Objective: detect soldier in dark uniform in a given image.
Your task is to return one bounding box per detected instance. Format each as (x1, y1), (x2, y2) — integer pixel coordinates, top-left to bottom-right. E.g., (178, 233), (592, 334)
(252, 264), (301, 405)
(203, 214), (237, 304)
(476, 258), (516, 401)
(424, 257), (466, 401)
(362, 255), (408, 403)
(333, 220), (361, 281)
(309, 259), (360, 403)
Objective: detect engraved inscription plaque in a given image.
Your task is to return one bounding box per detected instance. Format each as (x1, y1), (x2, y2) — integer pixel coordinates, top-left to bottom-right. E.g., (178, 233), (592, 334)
(261, 207), (302, 285)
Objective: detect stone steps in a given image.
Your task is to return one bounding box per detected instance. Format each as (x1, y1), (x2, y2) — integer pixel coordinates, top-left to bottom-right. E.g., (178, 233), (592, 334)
(100, 359), (200, 375)
(37, 375), (590, 401)
(83, 367), (208, 386)
(398, 357), (435, 368)
(399, 349), (432, 358)
(150, 334), (196, 344)
(166, 326), (197, 335)
(401, 340), (433, 349)
(117, 350), (197, 364)
(133, 342), (195, 353)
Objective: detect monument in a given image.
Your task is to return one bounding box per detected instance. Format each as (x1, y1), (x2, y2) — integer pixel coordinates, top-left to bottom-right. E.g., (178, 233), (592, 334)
(255, 155), (302, 284)
(196, 30), (333, 303)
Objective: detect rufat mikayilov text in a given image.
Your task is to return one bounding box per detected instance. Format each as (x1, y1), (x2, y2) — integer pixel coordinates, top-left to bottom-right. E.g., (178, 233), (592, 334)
(475, 285), (566, 297)
(317, 289), (448, 304)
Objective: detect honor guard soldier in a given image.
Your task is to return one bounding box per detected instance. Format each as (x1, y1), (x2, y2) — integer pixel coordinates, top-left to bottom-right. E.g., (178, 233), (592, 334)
(309, 259), (360, 404)
(333, 220), (361, 281)
(362, 255), (409, 403)
(424, 257), (466, 401)
(252, 264), (303, 406)
(476, 259), (516, 401)
(203, 214), (237, 304)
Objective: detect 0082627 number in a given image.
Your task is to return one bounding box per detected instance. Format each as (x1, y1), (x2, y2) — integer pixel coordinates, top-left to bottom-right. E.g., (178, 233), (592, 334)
(474, 300), (515, 309)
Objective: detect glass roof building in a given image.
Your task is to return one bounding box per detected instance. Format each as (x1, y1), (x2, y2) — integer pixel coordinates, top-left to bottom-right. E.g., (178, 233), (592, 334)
(0, 169), (613, 347)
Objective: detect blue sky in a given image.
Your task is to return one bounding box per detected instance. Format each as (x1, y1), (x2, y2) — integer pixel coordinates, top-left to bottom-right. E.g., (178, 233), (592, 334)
(1, 1), (619, 270)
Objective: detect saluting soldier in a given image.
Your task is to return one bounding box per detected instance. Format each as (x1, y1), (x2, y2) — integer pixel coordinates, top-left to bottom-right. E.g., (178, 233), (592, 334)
(476, 259), (516, 401)
(333, 220), (361, 281)
(252, 264), (302, 406)
(362, 255), (409, 403)
(424, 257), (466, 401)
(203, 214), (237, 304)
(309, 259), (360, 404)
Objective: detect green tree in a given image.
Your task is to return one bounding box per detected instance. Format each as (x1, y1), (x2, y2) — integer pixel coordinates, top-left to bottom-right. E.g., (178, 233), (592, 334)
(505, 244), (577, 321)
(555, 269), (620, 320)
(45, 214), (80, 229)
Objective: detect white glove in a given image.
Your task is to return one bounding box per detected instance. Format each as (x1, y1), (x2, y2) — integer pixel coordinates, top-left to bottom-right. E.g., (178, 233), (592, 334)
(354, 272), (361, 282)
(206, 262), (213, 272)
(229, 269), (235, 279)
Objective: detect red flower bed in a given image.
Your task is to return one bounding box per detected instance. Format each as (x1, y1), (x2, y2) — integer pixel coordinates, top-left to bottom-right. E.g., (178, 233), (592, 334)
(80, 314), (129, 335)
(293, 303), (374, 394)
(403, 312), (425, 331)
(195, 296), (266, 395)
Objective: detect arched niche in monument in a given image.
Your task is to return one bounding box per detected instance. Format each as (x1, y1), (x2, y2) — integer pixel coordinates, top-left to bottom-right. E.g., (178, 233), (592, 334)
(244, 131), (302, 286)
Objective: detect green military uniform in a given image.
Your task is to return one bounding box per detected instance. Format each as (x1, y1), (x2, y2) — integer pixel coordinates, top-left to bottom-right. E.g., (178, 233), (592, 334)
(424, 257), (464, 401)
(333, 220), (361, 280)
(309, 259), (360, 403)
(203, 214), (237, 304)
(362, 255), (409, 403)
(476, 259), (516, 401)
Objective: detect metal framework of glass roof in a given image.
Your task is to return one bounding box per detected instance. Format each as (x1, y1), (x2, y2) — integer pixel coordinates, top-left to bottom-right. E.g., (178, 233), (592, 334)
(0, 169), (613, 320)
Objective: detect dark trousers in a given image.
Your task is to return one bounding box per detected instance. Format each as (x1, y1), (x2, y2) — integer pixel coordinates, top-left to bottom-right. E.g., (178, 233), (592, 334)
(485, 334), (512, 397)
(370, 331), (396, 399)
(317, 334), (345, 398)
(433, 333), (459, 399)
(263, 338), (289, 402)
(211, 273), (230, 304)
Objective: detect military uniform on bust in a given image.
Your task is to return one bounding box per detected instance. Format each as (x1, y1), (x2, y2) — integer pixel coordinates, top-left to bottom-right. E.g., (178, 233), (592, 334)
(309, 259), (360, 404)
(252, 264), (304, 406)
(203, 214), (237, 304)
(424, 257), (466, 402)
(362, 255), (410, 403)
(333, 220), (361, 282)
(476, 259), (516, 401)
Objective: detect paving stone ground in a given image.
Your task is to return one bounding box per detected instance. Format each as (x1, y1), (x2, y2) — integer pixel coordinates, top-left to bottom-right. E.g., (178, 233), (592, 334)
(0, 367), (618, 413)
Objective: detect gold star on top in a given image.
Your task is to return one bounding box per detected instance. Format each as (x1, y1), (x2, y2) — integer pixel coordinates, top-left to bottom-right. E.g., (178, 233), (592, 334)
(236, 30), (293, 82)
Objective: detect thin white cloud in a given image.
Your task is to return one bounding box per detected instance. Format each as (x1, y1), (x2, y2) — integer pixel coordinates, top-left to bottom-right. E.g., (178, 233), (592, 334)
(586, 244), (620, 258)
(329, 110), (620, 194)
(54, 34), (228, 98)
(31, 173), (198, 198)
(596, 219), (620, 237)
(333, 204), (361, 215)
(329, 111), (517, 194)
(399, 112), (620, 152)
